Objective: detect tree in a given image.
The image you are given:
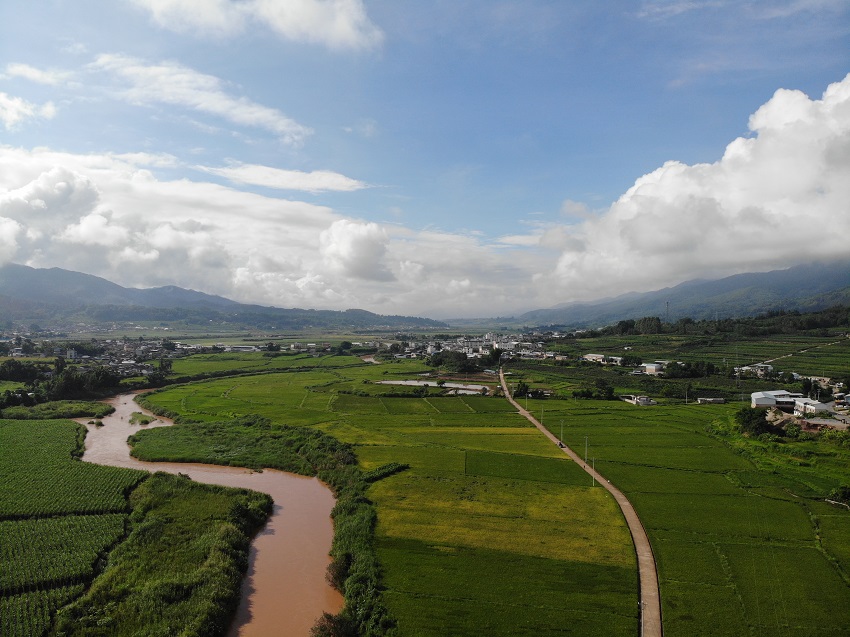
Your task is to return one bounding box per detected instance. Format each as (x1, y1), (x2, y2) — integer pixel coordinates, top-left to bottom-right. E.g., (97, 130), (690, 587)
(635, 316), (662, 334)
(158, 358), (173, 375)
(481, 347), (502, 367)
(428, 350), (478, 373)
(310, 612), (356, 637)
(735, 407), (772, 436)
(828, 485), (850, 504)
(514, 381), (530, 397)
(594, 378), (615, 400)
(620, 354), (643, 367)
(616, 319), (636, 335)
(675, 317), (695, 334)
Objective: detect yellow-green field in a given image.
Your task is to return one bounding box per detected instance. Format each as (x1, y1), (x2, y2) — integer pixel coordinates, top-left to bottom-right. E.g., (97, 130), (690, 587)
(143, 358), (639, 636)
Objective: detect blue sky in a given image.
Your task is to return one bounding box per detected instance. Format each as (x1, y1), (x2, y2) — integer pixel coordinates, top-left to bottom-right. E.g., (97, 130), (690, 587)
(0, 1), (848, 318)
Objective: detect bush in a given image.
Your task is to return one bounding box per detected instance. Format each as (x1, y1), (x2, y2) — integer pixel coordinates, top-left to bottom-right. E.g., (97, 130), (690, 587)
(311, 612), (357, 637)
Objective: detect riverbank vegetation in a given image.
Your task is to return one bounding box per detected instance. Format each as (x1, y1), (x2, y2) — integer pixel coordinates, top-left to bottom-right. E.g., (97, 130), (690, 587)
(0, 400), (114, 420)
(53, 473), (272, 637)
(0, 417), (272, 637)
(129, 414), (398, 635)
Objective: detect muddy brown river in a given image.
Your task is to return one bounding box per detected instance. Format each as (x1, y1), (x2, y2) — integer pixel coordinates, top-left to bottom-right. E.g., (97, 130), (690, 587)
(79, 393), (343, 636)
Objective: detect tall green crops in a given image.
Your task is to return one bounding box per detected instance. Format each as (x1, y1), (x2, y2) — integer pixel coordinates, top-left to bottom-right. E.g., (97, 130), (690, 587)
(0, 420), (146, 637)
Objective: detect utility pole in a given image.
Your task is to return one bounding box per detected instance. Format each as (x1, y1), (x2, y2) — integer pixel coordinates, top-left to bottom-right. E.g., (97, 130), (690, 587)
(592, 458), (595, 487)
(560, 419), (564, 443)
(584, 435), (588, 464)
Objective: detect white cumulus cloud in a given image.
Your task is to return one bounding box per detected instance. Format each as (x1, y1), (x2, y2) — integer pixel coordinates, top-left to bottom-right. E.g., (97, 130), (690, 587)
(0, 93), (56, 130)
(0, 73), (847, 319)
(130, 0), (383, 50)
(547, 72), (850, 301)
(320, 219), (394, 281)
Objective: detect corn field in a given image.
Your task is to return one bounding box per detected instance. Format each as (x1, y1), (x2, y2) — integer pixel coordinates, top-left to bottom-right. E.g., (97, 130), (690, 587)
(0, 419), (146, 636)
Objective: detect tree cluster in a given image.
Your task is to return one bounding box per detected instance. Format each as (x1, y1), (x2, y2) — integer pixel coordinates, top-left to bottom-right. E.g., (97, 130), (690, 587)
(427, 350), (479, 373)
(734, 407), (778, 437)
(573, 378), (616, 401)
(663, 360), (719, 378)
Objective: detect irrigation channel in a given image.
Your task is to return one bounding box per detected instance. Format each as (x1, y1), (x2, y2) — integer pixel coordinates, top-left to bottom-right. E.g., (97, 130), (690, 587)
(499, 369), (663, 637)
(78, 392), (343, 637)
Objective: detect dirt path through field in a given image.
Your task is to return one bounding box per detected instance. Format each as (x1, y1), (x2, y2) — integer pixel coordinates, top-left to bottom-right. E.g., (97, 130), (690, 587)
(499, 369), (662, 637)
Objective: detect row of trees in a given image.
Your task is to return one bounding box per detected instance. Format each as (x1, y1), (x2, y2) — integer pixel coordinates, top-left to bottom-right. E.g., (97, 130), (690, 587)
(554, 305), (850, 339)
(0, 355), (175, 407)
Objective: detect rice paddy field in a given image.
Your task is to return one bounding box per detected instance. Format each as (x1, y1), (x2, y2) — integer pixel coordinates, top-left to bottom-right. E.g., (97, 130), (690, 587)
(166, 350), (366, 380)
(13, 331), (845, 636)
(142, 349), (850, 636)
(510, 394), (850, 637)
(141, 359), (640, 636)
(551, 333), (850, 378)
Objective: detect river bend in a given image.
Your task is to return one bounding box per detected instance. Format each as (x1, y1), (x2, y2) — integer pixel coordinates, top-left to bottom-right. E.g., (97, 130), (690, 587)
(79, 393), (343, 637)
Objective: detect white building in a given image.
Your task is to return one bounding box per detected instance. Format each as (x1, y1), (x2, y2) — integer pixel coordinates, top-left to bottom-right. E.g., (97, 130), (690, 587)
(751, 390), (804, 409)
(643, 363), (664, 375)
(794, 398), (829, 417)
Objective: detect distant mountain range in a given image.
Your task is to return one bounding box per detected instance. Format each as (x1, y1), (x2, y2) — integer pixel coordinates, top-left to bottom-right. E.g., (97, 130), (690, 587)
(1, 261), (848, 333)
(516, 260), (850, 328)
(0, 264), (447, 331)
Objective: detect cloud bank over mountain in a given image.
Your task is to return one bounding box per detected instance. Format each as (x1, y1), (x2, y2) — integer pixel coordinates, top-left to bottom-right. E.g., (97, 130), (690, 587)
(545, 73), (850, 302)
(1, 73), (849, 317)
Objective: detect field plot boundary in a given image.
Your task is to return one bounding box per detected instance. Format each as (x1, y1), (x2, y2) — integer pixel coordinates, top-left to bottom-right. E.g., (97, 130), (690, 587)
(499, 368), (662, 637)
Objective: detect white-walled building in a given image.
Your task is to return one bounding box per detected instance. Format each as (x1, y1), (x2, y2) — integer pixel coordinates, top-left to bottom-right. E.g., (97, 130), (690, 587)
(751, 390), (804, 409)
(794, 398), (830, 417)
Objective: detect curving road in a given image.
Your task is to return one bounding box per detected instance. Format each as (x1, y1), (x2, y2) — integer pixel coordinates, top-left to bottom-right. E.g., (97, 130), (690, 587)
(499, 369), (662, 637)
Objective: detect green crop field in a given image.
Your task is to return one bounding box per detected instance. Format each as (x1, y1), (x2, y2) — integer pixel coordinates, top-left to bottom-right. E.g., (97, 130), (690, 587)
(30, 331), (844, 637)
(54, 473), (271, 637)
(0, 417), (271, 637)
(167, 350), (368, 380)
(0, 419), (147, 519)
(0, 419), (146, 637)
(140, 360), (640, 636)
(548, 332), (849, 373)
(506, 386), (850, 637)
(138, 348), (850, 635)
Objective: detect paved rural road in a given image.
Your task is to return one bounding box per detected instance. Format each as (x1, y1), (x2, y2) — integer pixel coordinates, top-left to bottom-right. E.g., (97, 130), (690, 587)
(499, 369), (663, 637)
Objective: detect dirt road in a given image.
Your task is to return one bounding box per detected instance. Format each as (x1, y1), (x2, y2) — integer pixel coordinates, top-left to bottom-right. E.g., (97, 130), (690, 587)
(500, 369), (662, 636)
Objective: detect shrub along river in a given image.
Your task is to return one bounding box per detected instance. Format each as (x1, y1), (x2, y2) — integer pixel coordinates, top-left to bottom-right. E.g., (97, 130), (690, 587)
(79, 392), (343, 636)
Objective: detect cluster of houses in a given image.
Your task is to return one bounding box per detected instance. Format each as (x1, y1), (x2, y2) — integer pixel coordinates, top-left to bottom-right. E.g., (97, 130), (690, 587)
(582, 354), (665, 375)
(750, 389), (846, 419)
(366, 333), (556, 361)
(55, 339), (183, 378)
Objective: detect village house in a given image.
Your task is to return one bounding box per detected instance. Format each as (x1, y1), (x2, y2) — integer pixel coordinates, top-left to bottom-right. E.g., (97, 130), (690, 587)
(793, 397), (830, 417)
